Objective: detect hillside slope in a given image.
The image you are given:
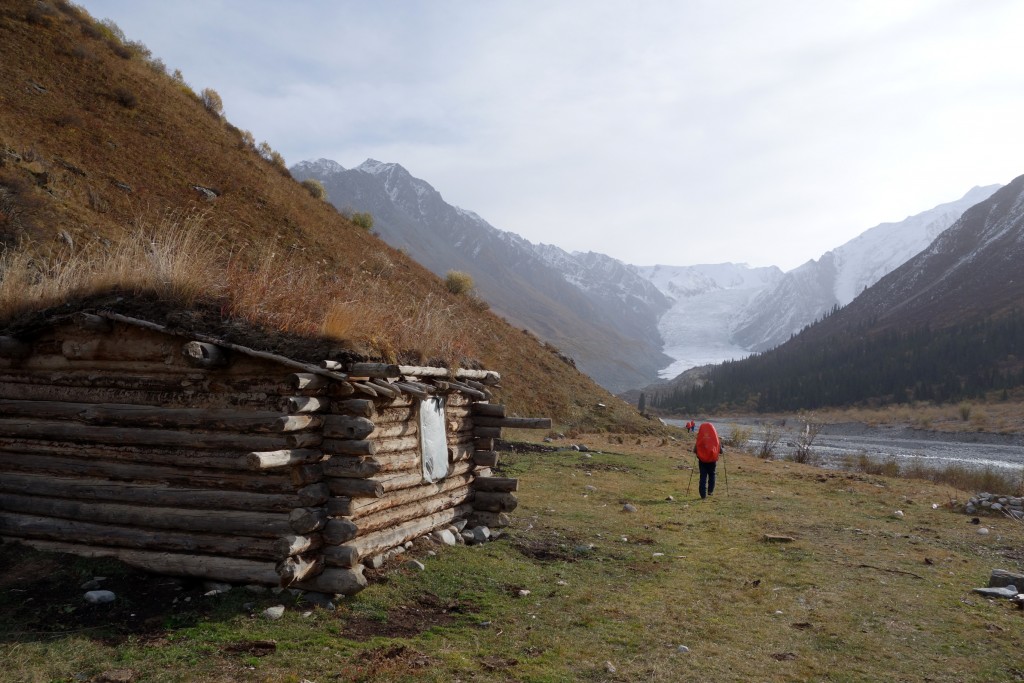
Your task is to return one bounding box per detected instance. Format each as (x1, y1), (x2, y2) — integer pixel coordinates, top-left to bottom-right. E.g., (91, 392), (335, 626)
(652, 176), (1024, 412)
(0, 0), (650, 429)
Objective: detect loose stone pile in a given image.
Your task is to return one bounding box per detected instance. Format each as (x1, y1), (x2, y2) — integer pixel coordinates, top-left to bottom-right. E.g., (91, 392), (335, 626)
(963, 493), (1024, 519)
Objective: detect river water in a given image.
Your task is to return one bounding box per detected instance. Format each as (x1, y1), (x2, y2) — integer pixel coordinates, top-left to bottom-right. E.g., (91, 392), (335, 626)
(665, 418), (1024, 472)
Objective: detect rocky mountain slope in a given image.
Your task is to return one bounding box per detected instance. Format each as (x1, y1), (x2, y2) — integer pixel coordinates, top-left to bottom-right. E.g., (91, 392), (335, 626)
(652, 175), (1024, 412)
(291, 159), (672, 393)
(732, 185), (1001, 351)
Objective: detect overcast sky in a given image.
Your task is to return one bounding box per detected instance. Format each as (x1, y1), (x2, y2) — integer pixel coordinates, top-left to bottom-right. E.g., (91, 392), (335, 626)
(80, 0), (1024, 272)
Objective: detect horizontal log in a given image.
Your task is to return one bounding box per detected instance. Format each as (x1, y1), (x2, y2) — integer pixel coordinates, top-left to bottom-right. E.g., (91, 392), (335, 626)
(321, 439), (376, 456)
(0, 471), (305, 512)
(370, 420), (417, 439)
(0, 337), (31, 359)
(287, 396), (326, 414)
(470, 402), (505, 418)
(0, 418), (316, 450)
(349, 363), (400, 378)
(322, 518), (359, 545)
(472, 451), (499, 467)
(0, 374), (304, 409)
(181, 341), (228, 369)
(293, 566), (367, 596)
(370, 406), (417, 425)
(0, 512), (280, 559)
(474, 476), (519, 493)
(332, 399), (375, 418)
(0, 452), (295, 493)
(351, 485), (473, 537)
(244, 449), (324, 470)
(323, 503), (473, 568)
(323, 451), (420, 479)
(472, 491), (519, 513)
(474, 426), (502, 439)
(327, 478), (384, 499)
(322, 457), (382, 479)
(276, 553), (323, 584)
(321, 360), (344, 371)
(4, 538), (284, 586)
(397, 367), (499, 384)
(328, 470), (474, 518)
(99, 312), (350, 383)
(288, 507), (328, 534)
(0, 438), (267, 471)
(0, 493), (292, 537)
(374, 435), (420, 454)
(274, 534), (322, 557)
(472, 416), (552, 430)
(322, 415), (375, 440)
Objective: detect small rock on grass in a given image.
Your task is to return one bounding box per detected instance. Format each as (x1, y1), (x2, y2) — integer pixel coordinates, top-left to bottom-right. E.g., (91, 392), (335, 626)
(677, 645), (690, 653)
(604, 661), (616, 673)
(623, 503), (638, 513)
(84, 590), (116, 604)
(263, 605), (286, 620)
(404, 559), (426, 572)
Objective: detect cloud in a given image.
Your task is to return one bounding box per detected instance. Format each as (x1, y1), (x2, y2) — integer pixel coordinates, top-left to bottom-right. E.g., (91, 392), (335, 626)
(80, 0), (1024, 270)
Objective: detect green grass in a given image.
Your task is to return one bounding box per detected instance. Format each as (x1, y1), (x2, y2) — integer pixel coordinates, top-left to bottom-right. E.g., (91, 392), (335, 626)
(2, 438), (1023, 682)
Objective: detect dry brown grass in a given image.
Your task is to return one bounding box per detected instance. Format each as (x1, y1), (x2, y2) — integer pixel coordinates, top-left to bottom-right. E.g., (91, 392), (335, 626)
(796, 400), (1024, 435)
(0, 213), (479, 366)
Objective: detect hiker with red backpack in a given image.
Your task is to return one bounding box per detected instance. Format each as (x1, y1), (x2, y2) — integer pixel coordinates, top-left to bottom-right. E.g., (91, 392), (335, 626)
(693, 422), (724, 499)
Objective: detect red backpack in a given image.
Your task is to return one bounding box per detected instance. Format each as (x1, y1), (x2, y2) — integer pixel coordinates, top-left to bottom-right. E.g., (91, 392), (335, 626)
(695, 423), (721, 463)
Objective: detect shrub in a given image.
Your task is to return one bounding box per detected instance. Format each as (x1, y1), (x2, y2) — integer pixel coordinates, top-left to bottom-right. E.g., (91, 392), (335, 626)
(445, 270), (474, 295)
(301, 178), (327, 200)
(757, 422), (782, 460)
(238, 129), (255, 150)
(200, 88), (224, 117)
(349, 212), (374, 231)
(113, 86), (137, 109)
(723, 425), (751, 448)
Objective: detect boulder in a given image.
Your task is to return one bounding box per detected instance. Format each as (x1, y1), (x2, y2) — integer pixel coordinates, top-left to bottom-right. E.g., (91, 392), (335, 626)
(989, 569), (1024, 589)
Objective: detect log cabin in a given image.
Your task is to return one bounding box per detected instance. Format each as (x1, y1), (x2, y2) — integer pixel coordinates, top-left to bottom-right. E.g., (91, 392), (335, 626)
(0, 309), (549, 595)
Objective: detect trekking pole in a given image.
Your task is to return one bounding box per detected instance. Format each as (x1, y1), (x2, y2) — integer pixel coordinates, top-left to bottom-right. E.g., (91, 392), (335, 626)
(722, 453), (729, 495)
(686, 456), (695, 495)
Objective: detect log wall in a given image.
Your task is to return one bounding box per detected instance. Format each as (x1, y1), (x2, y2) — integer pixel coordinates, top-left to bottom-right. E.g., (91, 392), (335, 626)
(1, 315), (546, 595)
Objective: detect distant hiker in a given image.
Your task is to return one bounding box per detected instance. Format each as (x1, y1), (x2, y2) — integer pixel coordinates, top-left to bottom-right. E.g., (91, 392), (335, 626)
(693, 422), (723, 499)
(685, 420), (695, 433)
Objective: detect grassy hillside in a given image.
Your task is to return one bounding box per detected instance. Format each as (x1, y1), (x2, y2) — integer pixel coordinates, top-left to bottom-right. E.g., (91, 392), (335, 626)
(0, 0), (656, 431)
(4, 436), (1022, 681)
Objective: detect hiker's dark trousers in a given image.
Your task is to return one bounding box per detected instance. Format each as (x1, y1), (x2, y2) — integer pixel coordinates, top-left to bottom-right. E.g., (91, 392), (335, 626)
(698, 460), (717, 499)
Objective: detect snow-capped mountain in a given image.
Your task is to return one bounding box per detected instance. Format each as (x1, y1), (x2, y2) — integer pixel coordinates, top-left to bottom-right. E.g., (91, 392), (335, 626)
(633, 264), (783, 378)
(732, 185), (1001, 351)
(291, 159), (672, 393)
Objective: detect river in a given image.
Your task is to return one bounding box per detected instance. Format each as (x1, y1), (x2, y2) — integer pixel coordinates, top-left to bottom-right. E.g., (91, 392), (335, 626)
(665, 418), (1024, 472)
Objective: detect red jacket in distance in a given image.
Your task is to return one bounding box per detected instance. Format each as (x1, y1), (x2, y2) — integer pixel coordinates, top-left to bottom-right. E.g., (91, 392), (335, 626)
(694, 422), (722, 463)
